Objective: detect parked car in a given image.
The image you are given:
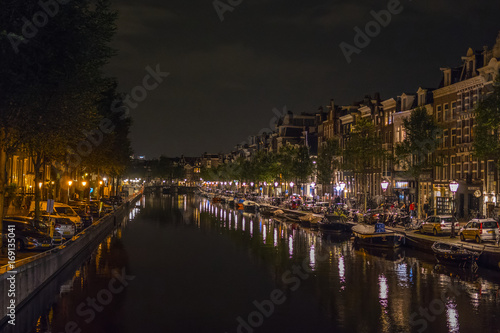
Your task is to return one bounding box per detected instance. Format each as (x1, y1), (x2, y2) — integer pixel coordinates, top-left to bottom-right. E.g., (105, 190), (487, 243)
(35, 215), (76, 240)
(420, 215), (460, 235)
(5, 216), (50, 234)
(313, 202), (330, 214)
(108, 196), (124, 205)
(301, 201), (314, 211)
(87, 201), (102, 218)
(72, 207), (93, 228)
(459, 219), (500, 243)
(1, 219), (53, 251)
(29, 201), (83, 230)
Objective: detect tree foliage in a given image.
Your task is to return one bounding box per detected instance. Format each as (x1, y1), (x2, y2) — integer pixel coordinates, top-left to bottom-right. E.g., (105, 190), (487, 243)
(394, 107), (441, 179)
(394, 106), (441, 218)
(343, 117), (385, 211)
(474, 77), (500, 162)
(0, 0), (120, 220)
(317, 139), (340, 192)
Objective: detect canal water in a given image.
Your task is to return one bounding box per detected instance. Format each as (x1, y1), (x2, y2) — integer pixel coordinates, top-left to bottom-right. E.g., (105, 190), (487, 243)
(11, 194), (500, 333)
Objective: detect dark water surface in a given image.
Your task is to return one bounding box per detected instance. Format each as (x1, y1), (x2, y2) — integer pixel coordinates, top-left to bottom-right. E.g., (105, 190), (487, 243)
(13, 194), (500, 333)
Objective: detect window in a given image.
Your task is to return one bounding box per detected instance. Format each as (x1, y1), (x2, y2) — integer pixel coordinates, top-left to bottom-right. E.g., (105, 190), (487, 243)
(444, 104), (450, 121)
(419, 94), (425, 106)
(451, 102), (457, 119)
(451, 129), (456, 146)
(436, 105), (442, 122)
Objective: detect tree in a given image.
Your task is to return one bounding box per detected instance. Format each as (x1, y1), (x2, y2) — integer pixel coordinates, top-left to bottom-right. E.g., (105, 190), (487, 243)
(473, 77), (500, 214)
(0, 0), (118, 222)
(317, 139), (340, 197)
(292, 146), (313, 196)
(343, 117), (385, 212)
(395, 107), (441, 218)
(277, 145), (296, 192)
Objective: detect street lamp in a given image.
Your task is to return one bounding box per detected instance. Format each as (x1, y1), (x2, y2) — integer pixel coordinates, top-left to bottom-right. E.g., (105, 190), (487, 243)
(381, 179), (389, 192)
(449, 180), (459, 238)
(68, 180), (73, 203)
(289, 182), (294, 196)
(81, 181), (88, 202)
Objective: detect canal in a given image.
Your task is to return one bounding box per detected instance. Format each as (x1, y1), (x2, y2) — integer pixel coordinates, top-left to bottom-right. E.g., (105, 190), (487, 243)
(10, 194), (500, 333)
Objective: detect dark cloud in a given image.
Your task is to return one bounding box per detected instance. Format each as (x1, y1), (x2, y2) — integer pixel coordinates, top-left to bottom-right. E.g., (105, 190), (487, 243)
(104, 0), (500, 157)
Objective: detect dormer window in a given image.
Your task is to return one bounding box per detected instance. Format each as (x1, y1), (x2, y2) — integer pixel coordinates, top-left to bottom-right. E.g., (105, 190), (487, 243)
(419, 94), (425, 106)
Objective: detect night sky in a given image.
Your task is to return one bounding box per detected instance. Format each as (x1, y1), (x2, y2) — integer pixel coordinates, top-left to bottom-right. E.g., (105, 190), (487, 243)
(104, 0), (500, 158)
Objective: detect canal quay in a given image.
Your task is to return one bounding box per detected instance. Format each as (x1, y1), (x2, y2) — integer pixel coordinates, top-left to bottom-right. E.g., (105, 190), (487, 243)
(0, 194), (142, 333)
(7, 192), (499, 333)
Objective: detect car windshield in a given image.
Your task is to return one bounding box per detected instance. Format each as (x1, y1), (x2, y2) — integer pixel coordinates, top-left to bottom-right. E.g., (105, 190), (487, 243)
(55, 206), (77, 216)
(482, 221), (497, 228)
(55, 218), (72, 224)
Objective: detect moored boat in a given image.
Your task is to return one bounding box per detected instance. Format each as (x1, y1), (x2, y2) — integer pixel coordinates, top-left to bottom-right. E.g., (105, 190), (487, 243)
(431, 242), (483, 270)
(299, 213), (322, 228)
(243, 200), (259, 213)
(259, 204), (277, 216)
(318, 215), (352, 233)
(352, 224), (405, 248)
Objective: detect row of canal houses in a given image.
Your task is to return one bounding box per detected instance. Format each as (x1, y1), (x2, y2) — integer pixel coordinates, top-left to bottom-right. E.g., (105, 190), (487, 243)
(201, 32), (500, 219)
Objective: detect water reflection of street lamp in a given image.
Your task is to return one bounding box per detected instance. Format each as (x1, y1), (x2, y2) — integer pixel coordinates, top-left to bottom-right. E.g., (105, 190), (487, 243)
(449, 180), (459, 238)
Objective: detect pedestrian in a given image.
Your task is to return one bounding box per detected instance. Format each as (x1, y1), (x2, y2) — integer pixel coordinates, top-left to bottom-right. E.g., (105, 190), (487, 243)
(409, 202), (415, 217)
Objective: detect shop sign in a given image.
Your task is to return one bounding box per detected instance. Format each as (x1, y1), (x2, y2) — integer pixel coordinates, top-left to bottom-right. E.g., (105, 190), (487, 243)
(395, 182), (408, 188)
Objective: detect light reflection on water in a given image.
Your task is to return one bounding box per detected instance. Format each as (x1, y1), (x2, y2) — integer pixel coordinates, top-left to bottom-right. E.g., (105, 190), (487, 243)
(21, 194), (500, 333)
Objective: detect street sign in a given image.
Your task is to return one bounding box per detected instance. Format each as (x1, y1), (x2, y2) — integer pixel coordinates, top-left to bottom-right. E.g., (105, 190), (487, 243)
(47, 199), (54, 214)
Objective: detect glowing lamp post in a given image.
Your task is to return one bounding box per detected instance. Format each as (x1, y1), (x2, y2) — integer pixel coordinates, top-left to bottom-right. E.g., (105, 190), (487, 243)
(449, 180), (459, 238)
(68, 180), (73, 203)
(82, 181), (88, 202)
(381, 180), (389, 192)
(289, 182), (294, 196)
